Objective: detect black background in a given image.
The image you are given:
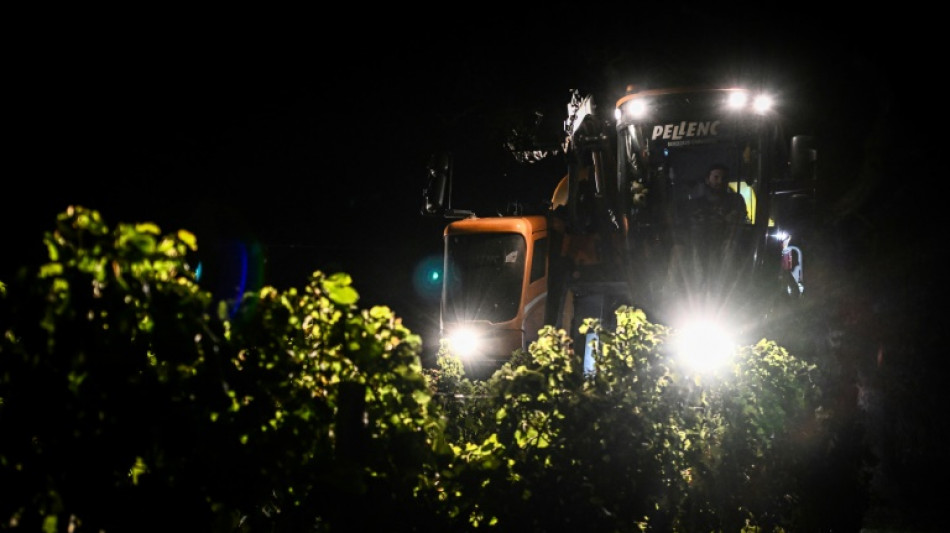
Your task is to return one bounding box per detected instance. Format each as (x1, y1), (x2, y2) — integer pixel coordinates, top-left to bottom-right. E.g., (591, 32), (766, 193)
(8, 9), (930, 350)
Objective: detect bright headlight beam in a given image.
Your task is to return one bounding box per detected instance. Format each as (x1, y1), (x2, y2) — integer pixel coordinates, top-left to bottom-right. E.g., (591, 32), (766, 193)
(446, 326), (481, 359)
(623, 99), (648, 119)
(674, 319), (736, 374)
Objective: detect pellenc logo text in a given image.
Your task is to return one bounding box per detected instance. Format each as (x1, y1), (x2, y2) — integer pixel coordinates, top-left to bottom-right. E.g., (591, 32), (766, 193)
(651, 121), (720, 140)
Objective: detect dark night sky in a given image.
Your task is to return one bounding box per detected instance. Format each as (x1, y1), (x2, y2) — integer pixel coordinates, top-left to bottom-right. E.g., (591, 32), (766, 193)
(6, 9), (937, 353)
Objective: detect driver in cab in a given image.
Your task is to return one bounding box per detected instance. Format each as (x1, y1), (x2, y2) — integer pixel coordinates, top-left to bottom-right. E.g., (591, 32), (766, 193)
(687, 163), (748, 239)
(682, 163), (749, 288)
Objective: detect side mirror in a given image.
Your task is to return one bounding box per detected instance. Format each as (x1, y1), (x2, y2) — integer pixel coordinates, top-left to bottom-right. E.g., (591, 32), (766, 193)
(421, 152), (474, 219)
(790, 135), (817, 183)
(422, 153), (452, 216)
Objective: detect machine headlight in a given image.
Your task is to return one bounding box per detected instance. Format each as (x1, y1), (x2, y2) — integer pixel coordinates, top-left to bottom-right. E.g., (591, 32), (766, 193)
(671, 317), (737, 375)
(445, 326), (483, 359)
(726, 89), (774, 115)
(752, 94), (774, 114)
(727, 90), (749, 109)
(619, 98), (649, 120)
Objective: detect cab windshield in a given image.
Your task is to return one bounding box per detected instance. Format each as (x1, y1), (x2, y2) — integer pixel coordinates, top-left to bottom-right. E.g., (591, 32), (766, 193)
(617, 113), (787, 306)
(443, 233), (526, 324)
(620, 123), (765, 229)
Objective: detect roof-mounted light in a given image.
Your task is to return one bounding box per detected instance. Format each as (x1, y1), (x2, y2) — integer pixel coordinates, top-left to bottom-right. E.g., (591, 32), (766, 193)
(615, 87), (775, 123)
(725, 89), (774, 115)
(727, 90), (749, 109)
(752, 94), (774, 114)
(618, 98), (649, 121)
